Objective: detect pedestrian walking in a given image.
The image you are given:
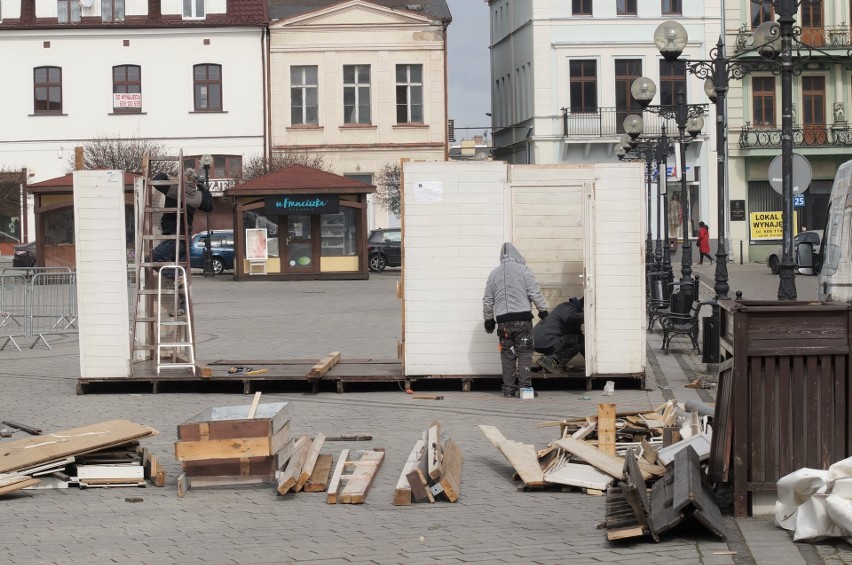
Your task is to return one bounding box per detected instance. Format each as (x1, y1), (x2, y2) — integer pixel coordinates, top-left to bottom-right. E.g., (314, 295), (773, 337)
(697, 221), (714, 265)
(482, 242), (548, 397)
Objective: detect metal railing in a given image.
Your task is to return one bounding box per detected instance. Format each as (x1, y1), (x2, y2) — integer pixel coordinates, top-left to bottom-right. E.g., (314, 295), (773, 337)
(562, 107), (683, 138)
(0, 267), (76, 351)
(738, 123), (852, 148)
(736, 25), (852, 51)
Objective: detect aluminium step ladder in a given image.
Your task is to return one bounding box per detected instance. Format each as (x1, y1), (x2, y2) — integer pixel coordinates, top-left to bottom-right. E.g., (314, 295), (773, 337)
(130, 151), (197, 375)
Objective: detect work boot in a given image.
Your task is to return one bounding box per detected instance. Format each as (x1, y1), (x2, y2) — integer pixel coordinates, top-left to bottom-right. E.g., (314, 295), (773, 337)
(537, 356), (561, 374)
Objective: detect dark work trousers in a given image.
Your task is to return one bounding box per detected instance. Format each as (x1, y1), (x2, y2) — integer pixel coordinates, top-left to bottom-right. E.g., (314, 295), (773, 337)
(535, 334), (584, 366)
(498, 320), (534, 393)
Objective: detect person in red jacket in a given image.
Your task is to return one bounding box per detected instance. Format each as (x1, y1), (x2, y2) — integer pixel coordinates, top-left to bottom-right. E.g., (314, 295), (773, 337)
(697, 221), (713, 265)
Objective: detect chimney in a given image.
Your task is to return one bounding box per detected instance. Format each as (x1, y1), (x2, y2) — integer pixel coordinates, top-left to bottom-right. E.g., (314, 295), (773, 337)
(21, 0), (36, 25)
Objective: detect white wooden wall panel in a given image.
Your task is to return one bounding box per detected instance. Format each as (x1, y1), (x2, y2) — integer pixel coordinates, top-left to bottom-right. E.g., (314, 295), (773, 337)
(403, 161), (645, 378)
(74, 171), (131, 378)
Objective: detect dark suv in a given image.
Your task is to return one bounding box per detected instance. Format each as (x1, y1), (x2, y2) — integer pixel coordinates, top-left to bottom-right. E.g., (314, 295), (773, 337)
(367, 228), (401, 272)
(189, 230), (234, 275)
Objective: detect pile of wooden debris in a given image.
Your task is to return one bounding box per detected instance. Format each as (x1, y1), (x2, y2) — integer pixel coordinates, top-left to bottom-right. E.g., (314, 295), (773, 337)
(0, 419), (162, 495)
(480, 400), (723, 542)
(394, 421), (462, 505)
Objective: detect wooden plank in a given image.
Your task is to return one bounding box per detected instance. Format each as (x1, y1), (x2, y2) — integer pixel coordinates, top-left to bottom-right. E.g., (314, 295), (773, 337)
(309, 351), (341, 379)
(0, 474), (40, 495)
(544, 463), (613, 490)
(406, 468), (434, 503)
(137, 447), (166, 487)
(394, 439), (425, 505)
(437, 438), (462, 502)
(177, 402), (291, 441)
(339, 450), (385, 504)
(326, 449), (350, 504)
(478, 425), (544, 485)
(597, 403), (616, 456)
(295, 433), (326, 492)
(275, 435), (309, 495)
(656, 433), (712, 466)
(427, 421), (442, 481)
(177, 472), (189, 498)
(304, 454), (334, 493)
(76, 464), (145, 481)
(606, 525), (646, 541)
(0, 420), (158, 474)
(175, 422), (290, 462)
(572, 419), (597, 440)
(1, 420), (42, 435)
(246, 392), (262, 419)
(554, 437), (664, 480)
(187, 475), (275, 488)
(640, 437), (658, 465)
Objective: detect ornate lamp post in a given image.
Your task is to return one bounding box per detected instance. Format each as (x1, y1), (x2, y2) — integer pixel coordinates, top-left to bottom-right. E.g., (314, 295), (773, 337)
(629, 78), (705, 308)
(200, 154), (214, 278)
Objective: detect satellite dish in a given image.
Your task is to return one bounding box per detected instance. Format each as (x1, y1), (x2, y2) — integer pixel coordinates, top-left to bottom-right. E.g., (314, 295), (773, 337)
(80, 0), (95, 8)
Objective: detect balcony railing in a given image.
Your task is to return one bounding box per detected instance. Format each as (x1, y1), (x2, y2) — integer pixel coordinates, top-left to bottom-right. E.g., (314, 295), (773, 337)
(736, 24), (851, 52)
(562, 107), (684, 139)
(738, 123), (852, 149)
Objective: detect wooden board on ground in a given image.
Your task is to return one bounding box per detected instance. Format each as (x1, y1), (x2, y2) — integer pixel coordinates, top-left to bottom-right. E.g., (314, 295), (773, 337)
(339, 450), (384, 504)
(544, 463), (613, 490)
(0, 474), (40, 495)
(553, 437), (665, 480)
(478, 425), (545, 486)
(308, 352), (341, 379)
(295, 433), (325, 492)
(137, 447), (166, 487)
(406, 468), (434, 503)
(326, 449), (350, 504)
(304, 453), (334, 493)
(395, 439), (425, 505)
(427, 421), (442, 481)
(276, 435), (309, 495)
(437, 438), (462, 502)
(0, 420), (158, 474)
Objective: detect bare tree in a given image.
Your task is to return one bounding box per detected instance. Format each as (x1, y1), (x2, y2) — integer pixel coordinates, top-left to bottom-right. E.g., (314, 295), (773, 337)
(238, 149), (333, 183)
(64, 135), (170, 175)
(374, 163), (401, 218)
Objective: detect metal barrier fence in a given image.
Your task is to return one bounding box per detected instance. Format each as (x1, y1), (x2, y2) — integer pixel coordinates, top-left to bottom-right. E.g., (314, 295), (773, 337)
(0, 274), (28, 350)
(0, 268), (78, 351)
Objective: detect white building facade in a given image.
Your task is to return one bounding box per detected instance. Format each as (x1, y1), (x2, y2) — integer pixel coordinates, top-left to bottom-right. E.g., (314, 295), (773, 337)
(267, 0), (451, 230)
(487, 0), (724, 251)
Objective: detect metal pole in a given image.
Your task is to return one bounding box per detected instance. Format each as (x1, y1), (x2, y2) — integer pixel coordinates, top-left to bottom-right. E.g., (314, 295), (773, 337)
(661, 125), (673, 282)
(777, 0), (797, 300)
(676, 92), (694, 289)
(654, 142), (664, 270)
(713, 38), (730, 300)
(202, 163), (214, 277)
(646, 156), (654, 271)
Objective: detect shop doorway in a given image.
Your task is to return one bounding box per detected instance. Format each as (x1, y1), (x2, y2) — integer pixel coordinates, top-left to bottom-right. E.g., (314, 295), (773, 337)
(284, 214), (315, 273)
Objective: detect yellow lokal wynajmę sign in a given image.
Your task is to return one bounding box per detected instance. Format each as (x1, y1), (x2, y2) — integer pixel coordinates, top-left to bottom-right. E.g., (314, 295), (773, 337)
(749, 211), (798, 242)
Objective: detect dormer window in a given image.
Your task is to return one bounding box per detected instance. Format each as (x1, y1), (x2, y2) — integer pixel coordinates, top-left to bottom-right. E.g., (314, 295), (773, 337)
(183, 0), (205, 19)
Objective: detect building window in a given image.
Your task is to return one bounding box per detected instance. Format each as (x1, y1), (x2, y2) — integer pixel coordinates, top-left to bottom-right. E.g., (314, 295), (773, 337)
(800, 3), (823, 47)
(662, 0), (681, 15)
(291, 66), (318, 125)
(752, 76), (775, 127)
(193, 64), (222, 112)
(57, 0), (81, 23)
(343, 65), (371, 124)
(659, 60), (686, 107)
(183, 0), (205, 19)
(102, 0), (124, 22)
(184, 155), (242, 179)
(617, 0), (637, 16)
(34, 66), (62, 115)
(113, 65), (141, 113)
(569, 60), (597, 113)
(751, 2), (773, 28)
(572, 0), (591, 16)
(396, 64), (423, 124)
(615, 59), (642, 132)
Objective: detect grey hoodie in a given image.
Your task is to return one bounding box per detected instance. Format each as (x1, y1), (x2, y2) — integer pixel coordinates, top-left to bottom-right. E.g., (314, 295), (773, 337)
(483, 242), (547, 323)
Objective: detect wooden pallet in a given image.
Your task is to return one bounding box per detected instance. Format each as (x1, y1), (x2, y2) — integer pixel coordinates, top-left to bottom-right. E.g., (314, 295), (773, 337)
(326, 448), (385, 504)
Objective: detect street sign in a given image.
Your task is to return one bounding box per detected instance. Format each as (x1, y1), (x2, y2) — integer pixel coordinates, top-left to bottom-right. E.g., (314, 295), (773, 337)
(768, 153), (812, 195)
(793, 194), (805, 207)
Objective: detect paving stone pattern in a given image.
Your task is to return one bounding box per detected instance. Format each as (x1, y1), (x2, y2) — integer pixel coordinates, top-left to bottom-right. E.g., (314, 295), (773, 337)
(0, 265), (850, 564)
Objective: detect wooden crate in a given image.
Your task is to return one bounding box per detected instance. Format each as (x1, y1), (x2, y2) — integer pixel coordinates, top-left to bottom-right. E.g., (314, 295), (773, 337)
(175, 402), (291, 463)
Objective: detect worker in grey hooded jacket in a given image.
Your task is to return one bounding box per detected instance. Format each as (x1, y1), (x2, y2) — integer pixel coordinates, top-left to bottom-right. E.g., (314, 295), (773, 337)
(483, 242), (548, 397)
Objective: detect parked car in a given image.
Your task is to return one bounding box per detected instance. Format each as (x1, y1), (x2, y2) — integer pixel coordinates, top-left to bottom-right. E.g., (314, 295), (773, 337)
(13, 240), (36, 268)
(368, 228), (401, 272)
(189, 230), (234, 275)
(766, 229), (822, 275)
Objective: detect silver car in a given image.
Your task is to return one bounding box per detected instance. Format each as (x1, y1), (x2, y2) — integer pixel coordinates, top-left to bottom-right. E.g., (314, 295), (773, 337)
(766, 229), (823, 275)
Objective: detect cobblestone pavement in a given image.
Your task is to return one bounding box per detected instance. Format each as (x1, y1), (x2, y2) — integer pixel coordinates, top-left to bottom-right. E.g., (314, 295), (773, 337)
(0, 266), (849, 564)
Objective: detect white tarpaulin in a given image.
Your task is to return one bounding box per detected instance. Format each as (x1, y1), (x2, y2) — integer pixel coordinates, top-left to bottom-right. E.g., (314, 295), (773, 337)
(775, 456), (852, 543)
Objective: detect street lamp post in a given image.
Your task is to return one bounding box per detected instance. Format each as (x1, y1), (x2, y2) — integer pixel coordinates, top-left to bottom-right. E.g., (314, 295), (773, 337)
(629, 78), (705, 308)
(200, 154), (214, 278)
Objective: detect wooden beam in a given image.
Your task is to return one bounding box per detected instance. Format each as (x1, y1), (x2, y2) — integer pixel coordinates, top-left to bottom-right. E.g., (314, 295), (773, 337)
(308, 352), (341, 379)
(597, 404), (616, 456)
(295, 433), (325, 492)
(406, 468), (434, 503)
(275, 435), (309, 495)
(553, 437), (664, 480)
(304, 453), (334, 493)
(246, 392), (262, 419)
(437, 438), (462, 502)
(394, 439), (425, 506)
(427, 421), (442, 481)
(339, 450), (384, 504)
(326, 449), (349, 504)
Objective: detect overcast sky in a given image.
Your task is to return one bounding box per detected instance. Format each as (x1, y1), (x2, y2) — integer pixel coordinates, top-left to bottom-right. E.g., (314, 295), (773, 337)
(446, 0), (491, 140)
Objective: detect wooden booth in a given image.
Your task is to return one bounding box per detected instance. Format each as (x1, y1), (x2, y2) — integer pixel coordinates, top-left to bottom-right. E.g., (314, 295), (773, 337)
(28, 172), (138, 269)
(226, 165), (376, 280)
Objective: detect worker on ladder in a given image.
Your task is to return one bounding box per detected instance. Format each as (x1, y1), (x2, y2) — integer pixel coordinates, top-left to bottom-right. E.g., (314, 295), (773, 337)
(151, 168), (213, 313)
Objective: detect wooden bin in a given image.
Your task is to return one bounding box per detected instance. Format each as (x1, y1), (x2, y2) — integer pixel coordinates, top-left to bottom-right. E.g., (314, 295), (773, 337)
(709, 300), (852, 516)
(175, 402), (292, 467)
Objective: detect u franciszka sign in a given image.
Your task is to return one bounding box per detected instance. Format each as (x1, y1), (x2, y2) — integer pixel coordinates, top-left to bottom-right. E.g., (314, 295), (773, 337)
(264, 195), (339, 216)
